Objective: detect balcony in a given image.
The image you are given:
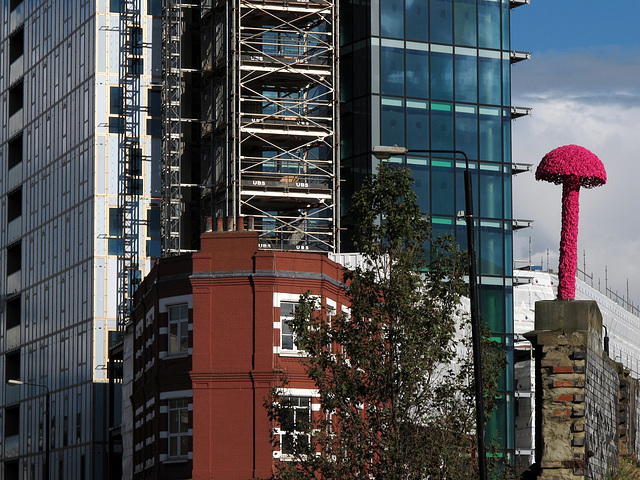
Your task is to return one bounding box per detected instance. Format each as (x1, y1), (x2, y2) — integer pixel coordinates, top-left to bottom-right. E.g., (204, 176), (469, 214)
(7, 165), (22, 191)
(9, 2), (24, 33)
(4, 434), (19, 458)
(9, 55), (23, 86)
(8, 109), (23, 139)
(7, 217), (22, 243)
(7, 271), (21, 295)
(6, 325), (20, 350)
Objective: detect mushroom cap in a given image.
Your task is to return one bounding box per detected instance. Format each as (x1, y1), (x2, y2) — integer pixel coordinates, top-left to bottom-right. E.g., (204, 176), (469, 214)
(535, 144), (607, 188)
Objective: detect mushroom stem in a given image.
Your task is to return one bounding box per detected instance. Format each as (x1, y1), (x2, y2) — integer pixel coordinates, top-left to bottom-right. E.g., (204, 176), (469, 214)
(558, 178), (581, 300)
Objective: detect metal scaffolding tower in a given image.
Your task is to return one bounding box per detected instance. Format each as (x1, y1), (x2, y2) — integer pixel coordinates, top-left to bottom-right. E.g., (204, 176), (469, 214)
(203, 0), (339, 252)
(117, 0), (143, 330)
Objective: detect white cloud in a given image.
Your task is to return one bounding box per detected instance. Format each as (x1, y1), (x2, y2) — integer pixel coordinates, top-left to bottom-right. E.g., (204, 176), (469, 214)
(512, 51), (640, 303)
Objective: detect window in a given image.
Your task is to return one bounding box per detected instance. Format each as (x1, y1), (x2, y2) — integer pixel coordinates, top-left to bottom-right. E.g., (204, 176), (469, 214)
(279, 396), (311, 455)
(168, 398), (189, 458)
(280, 302), (300, 352)
(168, 304), (188, 354)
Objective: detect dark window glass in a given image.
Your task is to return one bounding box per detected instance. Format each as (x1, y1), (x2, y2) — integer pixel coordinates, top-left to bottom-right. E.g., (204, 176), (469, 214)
(430, 52), (453, 101)
(341, 52), (354, 102)
(109, 208), (123, 236)
(454, 0), (477, 46)
(108, 239), (124, 256)
(406, 100), (428, 150)
(353, 97), (369, 156)
(130, 147), (142, 176)
(479, 56), (501, 105)
(406, 49), (428, 99)
(455, 54), (477, 103)
(147, 0), (161, 16)
(455, 163), (478, 217)
(503, 165), (512, 220)
(478, 0), (501, 49)
(110, 0), (122, 12)
(430, 159), (454, 215)
(128, 58), (143, 76)
(381, 98), (404, 148)
(146, 240), (161, 258)
(479, 107), (501, 162)
(430, 102), (453, 150)
(146, 118), (161, 137)
(110, 86), (123, 115)
(108, 117), (125, 134)
(407, 159), (429, 213)
(480, 223), (503, 275)
(502, 59), (510, 106)
(380, 0), (404, 38)
(504, 226), (513, 279)
(479, 165), (502, 218)
(406, 0), (428, 41)
(148, 89), (161, 117)
(147, 208), (161, 238)
(429, 0), (452, 44)
(480, 284), (505, 332)
(455, 106), (477, 159)
(380, 47), (404, 96)
(502, 111), (511, 164)
(131, 27), (143, 55)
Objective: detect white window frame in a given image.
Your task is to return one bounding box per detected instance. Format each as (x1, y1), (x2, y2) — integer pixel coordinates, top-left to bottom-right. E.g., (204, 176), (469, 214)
(168, 304), (188, 355)
(280, 301), (301, 353)
(168, 398), (189, 459)
(275, 396), (312, 458)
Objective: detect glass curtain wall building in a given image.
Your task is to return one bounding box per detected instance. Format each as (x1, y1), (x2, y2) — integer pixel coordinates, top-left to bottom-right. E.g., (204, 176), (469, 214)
(0, 2), (161, 478)
(341, 0), (523, 463)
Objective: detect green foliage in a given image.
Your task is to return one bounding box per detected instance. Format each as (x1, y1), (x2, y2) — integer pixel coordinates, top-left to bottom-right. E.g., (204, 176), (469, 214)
(267, 164), (505, 480)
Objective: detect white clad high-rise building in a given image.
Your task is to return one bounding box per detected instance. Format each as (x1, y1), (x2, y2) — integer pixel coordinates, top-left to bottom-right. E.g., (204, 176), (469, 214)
(1, 2), (162, 478)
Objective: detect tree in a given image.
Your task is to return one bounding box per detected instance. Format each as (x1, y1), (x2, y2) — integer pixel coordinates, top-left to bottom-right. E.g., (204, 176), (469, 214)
(268, 164), (503, 479)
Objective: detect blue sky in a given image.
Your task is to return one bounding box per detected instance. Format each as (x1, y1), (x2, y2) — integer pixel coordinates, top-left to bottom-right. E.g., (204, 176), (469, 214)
(511, 0), (640, 53)
(509, 1), (640, 304)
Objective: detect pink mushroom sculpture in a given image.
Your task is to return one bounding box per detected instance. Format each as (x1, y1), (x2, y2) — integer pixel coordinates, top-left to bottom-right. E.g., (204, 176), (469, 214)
(535, 145), (607, 300)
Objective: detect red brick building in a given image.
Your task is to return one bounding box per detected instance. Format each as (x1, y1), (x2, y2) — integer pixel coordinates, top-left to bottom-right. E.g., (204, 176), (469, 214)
(125, 230), (349, 479)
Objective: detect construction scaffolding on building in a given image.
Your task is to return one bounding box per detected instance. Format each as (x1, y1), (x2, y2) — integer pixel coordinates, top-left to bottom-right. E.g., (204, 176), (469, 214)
(117, 0), (143, 330)
(162, 0), (203, 256)
(202, 0), (339, 252)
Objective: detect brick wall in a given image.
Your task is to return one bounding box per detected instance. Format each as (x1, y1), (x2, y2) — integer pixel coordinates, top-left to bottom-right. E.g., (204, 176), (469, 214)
(527, 300), (640, 479)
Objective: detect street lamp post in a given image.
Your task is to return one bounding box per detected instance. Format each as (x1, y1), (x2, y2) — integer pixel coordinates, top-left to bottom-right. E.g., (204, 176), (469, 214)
(7, 379), (50, 480)
(372, 145), (487, 480)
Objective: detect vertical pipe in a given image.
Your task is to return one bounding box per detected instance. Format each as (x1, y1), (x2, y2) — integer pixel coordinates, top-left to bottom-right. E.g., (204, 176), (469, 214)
(464, 169), (487, 480)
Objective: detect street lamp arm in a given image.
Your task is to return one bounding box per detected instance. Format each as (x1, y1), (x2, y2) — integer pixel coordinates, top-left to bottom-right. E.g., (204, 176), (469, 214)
(372, 145), (468, 162)
(7, 379), (49, 393)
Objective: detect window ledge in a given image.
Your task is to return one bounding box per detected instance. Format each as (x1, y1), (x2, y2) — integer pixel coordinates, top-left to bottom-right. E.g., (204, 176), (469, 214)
(163, 457), (189, 464)
(278, 351), (308, 358)
(163, 352), (189, 360)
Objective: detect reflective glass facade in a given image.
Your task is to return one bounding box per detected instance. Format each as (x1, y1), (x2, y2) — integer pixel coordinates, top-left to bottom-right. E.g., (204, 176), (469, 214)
(341, 0), (515, 461)
(0, 2), (161, 478)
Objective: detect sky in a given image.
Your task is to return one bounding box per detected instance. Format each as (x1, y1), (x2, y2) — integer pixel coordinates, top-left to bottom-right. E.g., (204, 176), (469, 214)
(509, 0), (640, 304)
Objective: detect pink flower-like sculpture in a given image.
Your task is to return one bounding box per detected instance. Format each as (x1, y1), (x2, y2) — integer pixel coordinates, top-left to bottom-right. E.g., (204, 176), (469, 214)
(536, 145), (607, 300)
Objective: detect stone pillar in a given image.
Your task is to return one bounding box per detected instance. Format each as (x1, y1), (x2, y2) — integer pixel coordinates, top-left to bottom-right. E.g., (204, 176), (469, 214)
(526, 300), (602, 479)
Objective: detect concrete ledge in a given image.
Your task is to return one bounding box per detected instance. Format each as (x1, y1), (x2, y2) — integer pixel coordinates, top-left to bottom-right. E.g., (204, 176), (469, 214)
(535, 300), (602, 333)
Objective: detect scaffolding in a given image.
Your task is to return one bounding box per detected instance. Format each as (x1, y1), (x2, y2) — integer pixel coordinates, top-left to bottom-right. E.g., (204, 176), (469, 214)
(117, 0), (143, 330)
(162, 0), (204, 255)
(203, 0), (339, 252)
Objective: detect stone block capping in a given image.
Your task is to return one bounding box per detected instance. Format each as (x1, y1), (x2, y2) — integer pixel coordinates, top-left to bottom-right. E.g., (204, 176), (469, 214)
(527, 300), (640, 479)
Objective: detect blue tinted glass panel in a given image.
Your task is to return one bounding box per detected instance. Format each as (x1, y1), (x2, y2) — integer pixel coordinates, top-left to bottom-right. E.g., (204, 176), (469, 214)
(408, 158), (429, 213)
(430, 0), (452, 44)
(455, 106), (478, 159)
(478, 0), (501, 49)
(455, 54), (477, 103)
(381, 98), (404, 147)
(503, 164), (512, 219)
(110, 87), (123, 115)
(406, 100), (429, 150)
(479, 107), (501, 162)
(406, 49), (429, 99)
(146, 240), (161, 258)
(431, 159), (454, 215)
(109, 208), (123, 236)
(381, 47), (404, 96)
(501, 1), (510, 50)
(502, 111), (511, 164)
(430, 103), (453, 150)
(108, 117), (125, 134)
(432, 219), (455, 245)
(406, 0), (428, 41)
(455, 163), (478, 217)
(480, 283), (505, 332)
(454, 0), (477, 46)
(430, 52), (453, 101)
(380, 0), (404, 38)
(479, 56), (501, 105)
(502, 59), (510, 106)
(147, 209), (161, 238)
(480, 223), (503, 275)
(479, 165), (502, 218)
(108, 239), (124, 256)
(504, 225), (513, 278)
